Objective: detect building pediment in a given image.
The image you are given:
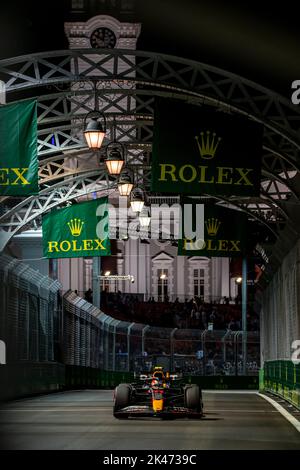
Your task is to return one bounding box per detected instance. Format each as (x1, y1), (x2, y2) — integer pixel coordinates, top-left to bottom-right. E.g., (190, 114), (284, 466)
(152, 251), (174, 263)
(187, 256), (210, 262)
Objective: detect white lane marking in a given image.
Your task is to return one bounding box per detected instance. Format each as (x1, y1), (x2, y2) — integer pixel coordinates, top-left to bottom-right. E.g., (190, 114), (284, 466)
(0, 408), (277, 413)
(205, 410), (278, 413)
(258, 393), (300, 433)
(203, 390), (257, 394)
(0, 408), (112, 412)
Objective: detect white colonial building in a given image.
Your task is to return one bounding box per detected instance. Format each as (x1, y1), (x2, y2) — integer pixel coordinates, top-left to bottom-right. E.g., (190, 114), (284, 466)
(10, 230), (235, 302)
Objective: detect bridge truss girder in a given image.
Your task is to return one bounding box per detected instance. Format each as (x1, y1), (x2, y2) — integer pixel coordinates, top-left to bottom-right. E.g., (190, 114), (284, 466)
(0, 49), (300, 262)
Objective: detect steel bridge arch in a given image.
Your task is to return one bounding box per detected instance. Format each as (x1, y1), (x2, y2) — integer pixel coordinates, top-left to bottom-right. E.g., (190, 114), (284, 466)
(1, 48), (299, 138)
(0, 169), (284, 252)
(0, 49), (299, 254)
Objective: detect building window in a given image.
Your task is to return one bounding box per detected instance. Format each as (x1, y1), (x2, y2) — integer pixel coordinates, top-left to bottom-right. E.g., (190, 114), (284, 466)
(193, 268), (205, 298)
(157, 269), (168, 302)
(121, 0), (134, 11)
(72, 0), (84, 10)
(100, 278), (110, 292)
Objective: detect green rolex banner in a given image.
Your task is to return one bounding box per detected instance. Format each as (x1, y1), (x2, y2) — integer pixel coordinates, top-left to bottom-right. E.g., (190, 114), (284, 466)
(178, 199), (247, 257)
(42, 198), (111, 259)
(151, 98), (263, 196)
(0, 99), (38, 196)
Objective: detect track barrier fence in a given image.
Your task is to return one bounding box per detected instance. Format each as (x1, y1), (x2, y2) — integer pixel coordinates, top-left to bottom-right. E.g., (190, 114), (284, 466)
(0, 255), (260, 400)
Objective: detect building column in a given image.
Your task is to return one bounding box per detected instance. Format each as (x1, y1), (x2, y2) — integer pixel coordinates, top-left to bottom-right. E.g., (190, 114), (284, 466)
(176, 256), (185, 301)
(70, 257), (84, 293)
(124, 239), (138, 294)
(221, 257), (230, 298)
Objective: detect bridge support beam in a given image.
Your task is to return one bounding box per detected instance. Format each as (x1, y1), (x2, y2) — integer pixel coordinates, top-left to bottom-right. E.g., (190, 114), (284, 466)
(92, 257), (101, 308)
(242, 257), (248, 375)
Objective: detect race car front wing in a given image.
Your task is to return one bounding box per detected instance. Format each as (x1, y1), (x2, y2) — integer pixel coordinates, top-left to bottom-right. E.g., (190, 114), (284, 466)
(113, 405), (203, 419)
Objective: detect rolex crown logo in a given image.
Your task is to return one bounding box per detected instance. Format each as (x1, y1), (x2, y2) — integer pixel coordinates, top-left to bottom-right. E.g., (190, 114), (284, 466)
(205, 218), (221, 236)
(67, 218), (84, 237)
(195, 131), (222, 159)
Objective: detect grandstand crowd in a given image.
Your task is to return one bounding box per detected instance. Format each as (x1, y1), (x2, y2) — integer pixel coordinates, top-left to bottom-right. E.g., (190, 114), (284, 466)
(100, 291), (259, 331)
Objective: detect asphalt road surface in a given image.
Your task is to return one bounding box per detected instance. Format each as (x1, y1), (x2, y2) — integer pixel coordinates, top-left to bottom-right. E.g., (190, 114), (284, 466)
(0, 390), (299, 450)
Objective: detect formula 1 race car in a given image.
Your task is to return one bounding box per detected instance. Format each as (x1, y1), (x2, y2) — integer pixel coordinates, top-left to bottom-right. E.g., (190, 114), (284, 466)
(113, 366), (203, 419)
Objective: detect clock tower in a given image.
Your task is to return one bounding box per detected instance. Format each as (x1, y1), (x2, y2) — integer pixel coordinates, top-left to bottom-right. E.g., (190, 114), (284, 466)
(64, 14), (141, 51)
(59, 13), (141, 296)
(63, 13), (141, 162)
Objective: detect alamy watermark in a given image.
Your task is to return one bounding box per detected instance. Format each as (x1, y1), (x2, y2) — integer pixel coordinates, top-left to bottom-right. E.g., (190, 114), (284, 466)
(291, 340), (300, 365)
(291, 80), (300, 104)
(98, 199), (205, 242)
(0, 340), (6, 365)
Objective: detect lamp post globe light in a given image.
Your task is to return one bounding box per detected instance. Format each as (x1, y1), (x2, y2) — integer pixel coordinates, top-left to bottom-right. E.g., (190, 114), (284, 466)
(83, 110), (106, 150)
(117, 171), (134, 196)
(130, 188), (144, 213)
(139, 207), (151, 228)
(159, 271), (168, 302)
(105, 144), (125, 175)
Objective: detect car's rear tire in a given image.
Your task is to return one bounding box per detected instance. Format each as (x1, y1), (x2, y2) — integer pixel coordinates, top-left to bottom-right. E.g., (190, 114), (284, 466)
(113, 383), (131, 418)
(184, 385), (203, 413)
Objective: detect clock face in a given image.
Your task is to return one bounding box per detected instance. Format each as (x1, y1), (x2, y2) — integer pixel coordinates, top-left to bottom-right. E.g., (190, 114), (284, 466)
(90, 27), (116, 49)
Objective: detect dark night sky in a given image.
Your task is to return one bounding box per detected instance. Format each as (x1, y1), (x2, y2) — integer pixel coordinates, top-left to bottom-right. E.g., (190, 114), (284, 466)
(0, 0), (299, 98)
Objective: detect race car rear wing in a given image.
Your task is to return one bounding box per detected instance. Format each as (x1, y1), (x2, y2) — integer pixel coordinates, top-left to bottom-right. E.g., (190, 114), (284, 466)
(136, 373), (179, 381)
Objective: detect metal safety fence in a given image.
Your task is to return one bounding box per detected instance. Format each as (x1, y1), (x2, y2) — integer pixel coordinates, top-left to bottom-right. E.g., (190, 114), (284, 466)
(0, 254), (62, 399)
(63, 291), (260, 376)
(263, 360), (300, 410)
(0, 255), (259, 400)
(260, 240), (300, 363)
(0, 255), (61, 363)
(259, 240), (300, 408)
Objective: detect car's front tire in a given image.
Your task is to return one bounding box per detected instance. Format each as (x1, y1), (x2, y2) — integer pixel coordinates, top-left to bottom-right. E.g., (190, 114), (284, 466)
(184, 384), (203, 414)
(113, 383), (131, 418)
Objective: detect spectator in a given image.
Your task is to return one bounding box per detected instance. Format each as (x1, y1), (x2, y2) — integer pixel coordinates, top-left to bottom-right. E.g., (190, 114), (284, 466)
(84, 288), (93, 303)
